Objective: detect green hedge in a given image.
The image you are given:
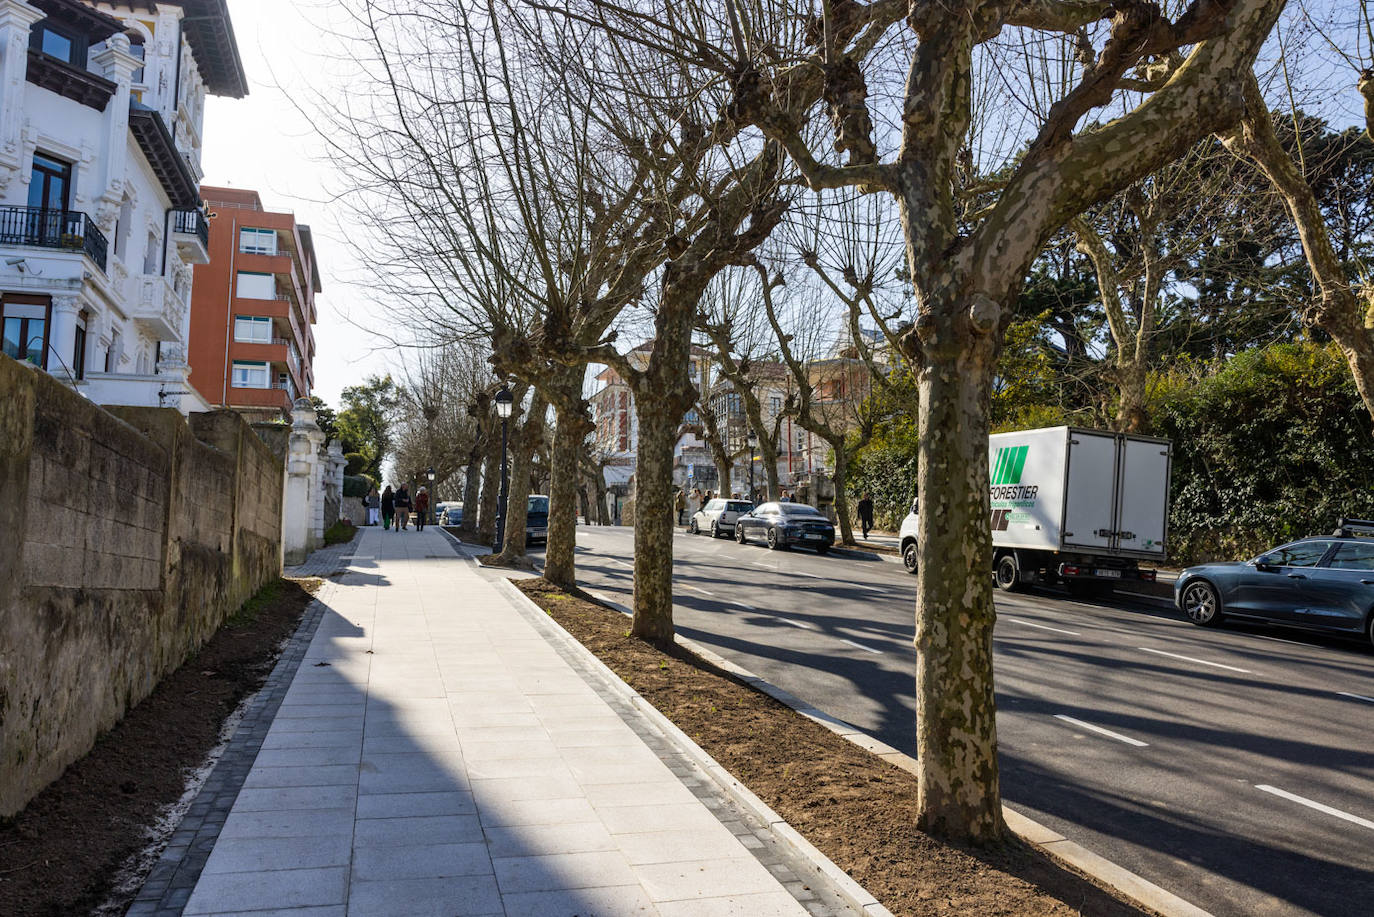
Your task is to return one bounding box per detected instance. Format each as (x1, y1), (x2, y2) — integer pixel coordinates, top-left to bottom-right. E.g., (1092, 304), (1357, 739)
(1152, 343), (1374, 564)
(343, 474), (374, 498)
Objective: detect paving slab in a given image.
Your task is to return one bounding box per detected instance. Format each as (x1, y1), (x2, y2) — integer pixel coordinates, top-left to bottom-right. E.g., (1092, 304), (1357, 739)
(137, 526), (865, 916)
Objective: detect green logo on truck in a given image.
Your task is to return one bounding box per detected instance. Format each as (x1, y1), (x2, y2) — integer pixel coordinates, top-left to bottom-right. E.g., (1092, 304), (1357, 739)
(991, 445), (1029, 485)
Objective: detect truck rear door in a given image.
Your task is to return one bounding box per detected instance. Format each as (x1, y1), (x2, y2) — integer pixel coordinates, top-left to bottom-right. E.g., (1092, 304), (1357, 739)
(1116, 437), (1170, 558)
(1062, 431), (1119, 552)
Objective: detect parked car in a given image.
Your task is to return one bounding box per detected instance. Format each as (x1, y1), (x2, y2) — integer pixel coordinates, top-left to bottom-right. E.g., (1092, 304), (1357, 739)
(735, 502), (835, 553)
(898, 499), (920, 573)
(690, 499), (754, 537)
(526, 494), (549, 545)
(441, 503), (463, 526)
(1175, 519), (1374, 647)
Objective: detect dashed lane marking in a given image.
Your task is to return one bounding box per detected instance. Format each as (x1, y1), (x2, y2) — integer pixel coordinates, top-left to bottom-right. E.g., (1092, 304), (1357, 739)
(733, 601), (756, 611)
(1053, 715), (1149, 747)
(1255, 785), (1374, 831)
(840, 638), (882, 654)
(1337, 691), (1374, 704)
(1137, 647), (1251, 674)
(1004, 617), (1081, 637)
(779, 618), (814, 629)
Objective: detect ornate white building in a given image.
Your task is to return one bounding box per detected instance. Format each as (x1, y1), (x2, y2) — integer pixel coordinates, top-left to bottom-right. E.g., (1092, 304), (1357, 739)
(0, 0), (245, 411)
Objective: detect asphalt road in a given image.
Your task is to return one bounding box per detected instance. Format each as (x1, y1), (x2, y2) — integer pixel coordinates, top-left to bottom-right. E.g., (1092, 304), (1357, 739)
(550, 524), (1374, 917)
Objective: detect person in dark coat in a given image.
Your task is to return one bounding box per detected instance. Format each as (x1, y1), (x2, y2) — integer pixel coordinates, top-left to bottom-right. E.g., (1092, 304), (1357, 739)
(857, 492), (875, 540)
(381, 485), (395, 531)
(395, 485), (413, 531)
(414, 487), (430, 531)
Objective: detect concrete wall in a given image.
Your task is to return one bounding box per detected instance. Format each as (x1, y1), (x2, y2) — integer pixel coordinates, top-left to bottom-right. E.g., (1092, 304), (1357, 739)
(0, 356), (283, 816)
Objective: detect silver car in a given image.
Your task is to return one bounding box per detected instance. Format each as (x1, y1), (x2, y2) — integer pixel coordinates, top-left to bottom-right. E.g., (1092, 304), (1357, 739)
(690, 499), (754, 538)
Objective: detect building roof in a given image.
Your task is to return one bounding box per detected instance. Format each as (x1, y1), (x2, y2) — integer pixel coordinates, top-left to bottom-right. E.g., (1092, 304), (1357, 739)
(35, 0), (124, 41)
(298, 224), (323, 293)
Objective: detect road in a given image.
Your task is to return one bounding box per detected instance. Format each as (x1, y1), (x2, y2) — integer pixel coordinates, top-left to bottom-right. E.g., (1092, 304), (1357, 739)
(549, 524), (1374, 917)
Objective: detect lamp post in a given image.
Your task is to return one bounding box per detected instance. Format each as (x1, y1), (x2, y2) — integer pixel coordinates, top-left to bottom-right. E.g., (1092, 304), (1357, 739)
(426, 466), (435, 525)
(493, 386), (513, 552)
(746, 429), (757, 502)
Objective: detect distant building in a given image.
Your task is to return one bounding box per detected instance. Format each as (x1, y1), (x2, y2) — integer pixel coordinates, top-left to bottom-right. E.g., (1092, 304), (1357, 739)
(0, 0), (246, 412)
(187, 186), (320, 422)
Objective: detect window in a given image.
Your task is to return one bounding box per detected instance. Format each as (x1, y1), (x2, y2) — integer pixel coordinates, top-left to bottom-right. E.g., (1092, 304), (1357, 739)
(105, 329), (120, 372)
(235, 271), (276, 299)
(72, 316), (86, 380)
(234, 316), (272, 343)
(30, 23), (83, 65)
(129, 35), (145, 83)
(770, 395), (782, 415)
(1267, 541), (1333, 568)
(27, 153), (71, 212)
(239, 228), (278, 255)
(143, 230), (160, 275)
(231, 361), (269, 388)
(1327, 542), (1374, 571)
(2, 300), (48, 368)
(114, 196), (132, 259)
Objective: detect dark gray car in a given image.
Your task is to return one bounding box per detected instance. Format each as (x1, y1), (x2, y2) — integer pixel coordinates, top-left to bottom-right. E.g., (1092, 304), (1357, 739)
(1175, 523), (1374, 647)
(735, 502), (835, 553)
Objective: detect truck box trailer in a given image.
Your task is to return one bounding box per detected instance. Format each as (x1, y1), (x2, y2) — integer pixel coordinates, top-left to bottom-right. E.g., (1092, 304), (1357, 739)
(898, 426), (1172, 593)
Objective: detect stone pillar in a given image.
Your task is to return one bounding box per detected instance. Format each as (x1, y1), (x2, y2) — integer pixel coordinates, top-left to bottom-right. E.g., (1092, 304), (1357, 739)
(0, 0), (42, 185)
(323, 440), (345, 524)
(282, 397), (325, 565)
(46, 296), (82, 382)
(90, 33), (139, 232)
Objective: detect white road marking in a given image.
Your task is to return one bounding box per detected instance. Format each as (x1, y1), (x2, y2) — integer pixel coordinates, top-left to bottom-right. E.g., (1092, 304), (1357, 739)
(733, 602), (756, 611)
(1137, 647), (1251, 673)
(684, 585), (716, 596)
(792, 571), (823, 579)
(840, 638), (882, 654)
(1337, 692), (1374, 705)
(609, 559), (631, 568)
(1053, 715), (1149, 747)
(1248, 634), (1317, 648)
(779, 618), (814, 629)
(1255, 785), (1374, 831)
(752, 562), (775, 569)
(1004, 617), (1081, 636)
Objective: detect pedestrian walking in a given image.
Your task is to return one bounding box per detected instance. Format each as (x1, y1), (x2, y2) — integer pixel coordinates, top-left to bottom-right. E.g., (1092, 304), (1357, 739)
(857, 491), (875, 540)
(414, 487), (430, 532)
(365, 486), (380, 526)
(675, 488), (687, 525)
(380, 485), (395, 531)
(395, 484), (412, 531)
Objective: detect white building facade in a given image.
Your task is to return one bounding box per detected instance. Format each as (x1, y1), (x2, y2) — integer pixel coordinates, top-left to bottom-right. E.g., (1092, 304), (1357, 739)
(0, 0), (245, 412)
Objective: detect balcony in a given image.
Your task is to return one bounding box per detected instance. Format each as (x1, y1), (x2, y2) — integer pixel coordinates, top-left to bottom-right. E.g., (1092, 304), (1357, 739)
(0, 205), (108, 272)
(171, 209), (210, 264)
(131, 275), (188, 340)
(227, 383), (292, 412)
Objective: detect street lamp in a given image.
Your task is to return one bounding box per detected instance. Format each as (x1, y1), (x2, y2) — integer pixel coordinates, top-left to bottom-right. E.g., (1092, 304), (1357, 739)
(493, 386), (513, 553)
(746, 429), (757, 502)
(426, 466), (436, 525)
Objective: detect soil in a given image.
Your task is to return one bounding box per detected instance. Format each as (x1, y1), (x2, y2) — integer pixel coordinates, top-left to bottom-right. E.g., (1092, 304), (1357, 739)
(0, 577), (322, 917)
(516, 578), (1152, 917)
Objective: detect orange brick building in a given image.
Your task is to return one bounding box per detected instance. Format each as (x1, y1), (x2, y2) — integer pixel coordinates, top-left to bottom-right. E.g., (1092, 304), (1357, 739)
(187, 186), (320, 421)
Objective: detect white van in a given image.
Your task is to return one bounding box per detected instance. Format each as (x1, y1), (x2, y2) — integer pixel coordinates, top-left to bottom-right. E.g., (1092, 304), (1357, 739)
(690, 499), (755, 538)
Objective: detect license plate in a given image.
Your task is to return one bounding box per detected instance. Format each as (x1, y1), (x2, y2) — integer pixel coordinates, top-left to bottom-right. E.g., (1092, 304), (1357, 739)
(1095, 569), (1122, 578)
(805, 533), (825, 540)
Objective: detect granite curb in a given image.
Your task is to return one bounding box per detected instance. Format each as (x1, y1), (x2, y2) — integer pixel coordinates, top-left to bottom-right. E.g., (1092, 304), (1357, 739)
(575, 586), (1211, 917)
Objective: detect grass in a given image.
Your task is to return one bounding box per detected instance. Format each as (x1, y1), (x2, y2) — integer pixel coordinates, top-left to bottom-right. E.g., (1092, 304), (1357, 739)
(324, 519), (357, 546)
(226, 579), (284, 627)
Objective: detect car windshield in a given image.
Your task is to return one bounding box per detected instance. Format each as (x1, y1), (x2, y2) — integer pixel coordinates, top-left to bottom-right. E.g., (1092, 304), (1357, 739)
(779, 504), (824, 517)
(528, 496), (549, 513)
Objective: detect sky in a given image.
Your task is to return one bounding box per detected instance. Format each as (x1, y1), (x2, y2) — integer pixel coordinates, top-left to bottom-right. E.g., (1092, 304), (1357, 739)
(200, 0), (394, 409)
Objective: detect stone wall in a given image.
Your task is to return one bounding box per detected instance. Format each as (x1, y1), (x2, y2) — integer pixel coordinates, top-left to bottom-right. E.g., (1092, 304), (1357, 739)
(0, 356), (283, 816)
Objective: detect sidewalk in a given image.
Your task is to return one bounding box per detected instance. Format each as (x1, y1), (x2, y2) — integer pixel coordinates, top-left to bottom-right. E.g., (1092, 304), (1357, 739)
(134, 525), (861, 916)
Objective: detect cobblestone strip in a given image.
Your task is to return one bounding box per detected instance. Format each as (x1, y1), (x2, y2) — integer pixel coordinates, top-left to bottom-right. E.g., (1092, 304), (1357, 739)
(498, 578), (860, 917)
(125, 579), (338, 917)
(283, 531), (366, 578)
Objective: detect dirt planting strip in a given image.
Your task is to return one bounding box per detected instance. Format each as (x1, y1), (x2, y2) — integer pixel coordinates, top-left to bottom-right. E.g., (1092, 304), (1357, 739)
(515, 578), (1153, 917)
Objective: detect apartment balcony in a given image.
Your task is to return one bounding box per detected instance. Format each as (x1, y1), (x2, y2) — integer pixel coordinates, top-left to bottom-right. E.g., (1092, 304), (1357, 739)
(231, 338), (289, 366)
(0, 205), (108, 273)
(228, 382), (292, 411)
(131, 274), (188, 340)
(171, 209), (210, 264)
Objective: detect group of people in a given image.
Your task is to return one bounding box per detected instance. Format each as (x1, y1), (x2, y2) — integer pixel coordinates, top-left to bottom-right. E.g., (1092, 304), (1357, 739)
(365, 484), (432, 531)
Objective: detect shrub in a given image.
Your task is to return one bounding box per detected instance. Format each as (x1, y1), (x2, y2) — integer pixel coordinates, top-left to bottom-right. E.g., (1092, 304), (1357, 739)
(1151, 342), (1374, 564)
(342, 474), (373, 499)
(324, 519), (356, 546)
(344, 452), (367, 476)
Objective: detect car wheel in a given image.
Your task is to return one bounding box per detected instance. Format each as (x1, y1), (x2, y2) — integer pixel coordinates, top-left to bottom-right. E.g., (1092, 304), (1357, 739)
(736, 524), (748, 545)
(1181, 579), (1223, 627)
(994, 553), (1021, 593)
(711, 521), (721, 538)
(767, 528), (783, 550)
(902, 541), (918, 575)
(1367, 612), (1374, 651)
(690, 519), (699, 535)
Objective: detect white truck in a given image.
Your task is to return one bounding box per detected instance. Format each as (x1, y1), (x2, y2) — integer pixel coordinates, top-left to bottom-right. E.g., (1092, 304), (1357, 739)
(898, 426), (1171, 594)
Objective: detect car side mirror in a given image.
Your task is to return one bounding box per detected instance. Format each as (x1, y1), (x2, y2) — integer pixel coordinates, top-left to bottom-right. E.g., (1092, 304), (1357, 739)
(1256, 555), (1281, 570)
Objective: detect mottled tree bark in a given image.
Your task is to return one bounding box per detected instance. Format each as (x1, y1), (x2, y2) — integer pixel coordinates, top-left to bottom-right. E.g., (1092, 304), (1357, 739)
(546, 379), (593, 587)
(697, 397), (733, 496)
(477, 446), (500, 545)
(490, 392), (545, 566)
(631, 403), (680, 643)
(828, 438), (855, 544)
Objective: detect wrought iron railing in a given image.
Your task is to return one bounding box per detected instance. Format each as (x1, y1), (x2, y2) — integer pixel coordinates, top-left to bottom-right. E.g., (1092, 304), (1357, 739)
(172, 208), (209, 248)
(0, 205), (108, 272)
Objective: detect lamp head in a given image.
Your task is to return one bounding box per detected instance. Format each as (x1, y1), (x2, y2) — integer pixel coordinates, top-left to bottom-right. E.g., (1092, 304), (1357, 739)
(746, 430), (757, 447)
(494, 386), (514, 418)
(426, 466), (435, 481)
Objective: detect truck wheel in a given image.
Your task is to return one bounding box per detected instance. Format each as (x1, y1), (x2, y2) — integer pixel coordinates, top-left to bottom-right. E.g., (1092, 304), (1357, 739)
(1181, 580), (1223, 626)
(902, 542), (918, 575)
(994, 554), (1021, 592)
